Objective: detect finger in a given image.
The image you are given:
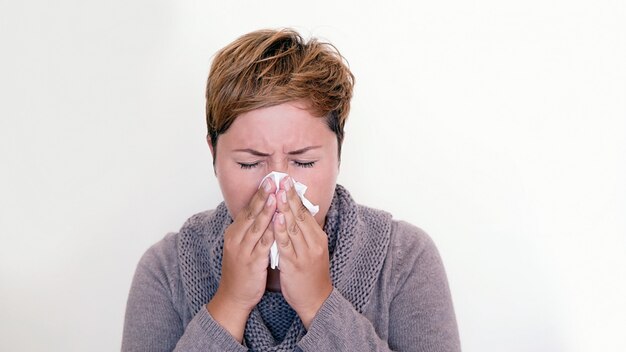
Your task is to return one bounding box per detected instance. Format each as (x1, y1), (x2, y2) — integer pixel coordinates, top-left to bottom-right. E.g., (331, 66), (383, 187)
(281, 176), (319, 243)
(241, 193), (276, 253)
(276, 189), (309, 255)
(231, 177), (276, 243)
(272, 212), (297, 260)
(251, 226), (274, 265)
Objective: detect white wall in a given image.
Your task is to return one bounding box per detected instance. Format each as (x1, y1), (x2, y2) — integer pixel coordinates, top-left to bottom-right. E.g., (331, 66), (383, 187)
(1, 1), (624, 351)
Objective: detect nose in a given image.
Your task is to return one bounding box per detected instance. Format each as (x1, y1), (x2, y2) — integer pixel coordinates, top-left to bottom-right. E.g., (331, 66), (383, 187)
(266, 157), (290, 175)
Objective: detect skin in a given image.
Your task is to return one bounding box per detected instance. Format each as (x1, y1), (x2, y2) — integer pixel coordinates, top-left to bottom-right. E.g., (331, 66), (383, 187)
(205, 101), (339, 342)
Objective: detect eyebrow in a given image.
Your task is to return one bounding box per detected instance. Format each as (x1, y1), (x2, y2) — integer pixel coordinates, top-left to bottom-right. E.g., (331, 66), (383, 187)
(233, 146), (322, 156)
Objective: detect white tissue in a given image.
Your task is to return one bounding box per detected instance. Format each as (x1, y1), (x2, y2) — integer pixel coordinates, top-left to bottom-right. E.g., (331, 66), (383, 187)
(259, 171), (319, 269)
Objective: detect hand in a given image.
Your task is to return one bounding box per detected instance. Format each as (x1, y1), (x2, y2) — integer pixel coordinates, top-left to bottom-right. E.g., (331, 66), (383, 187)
(272, 176), (333, 329)
(206, 178), (277, 341)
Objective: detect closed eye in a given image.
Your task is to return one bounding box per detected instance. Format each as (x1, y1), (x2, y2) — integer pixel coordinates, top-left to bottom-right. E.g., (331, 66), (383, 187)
(237, 162), (260, 169)
(237, 161), (316, 169)
(294, 161), (315, 168)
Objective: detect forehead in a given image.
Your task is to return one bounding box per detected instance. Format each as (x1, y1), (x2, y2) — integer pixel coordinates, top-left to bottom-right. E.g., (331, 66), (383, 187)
(220, 102), (335, 151)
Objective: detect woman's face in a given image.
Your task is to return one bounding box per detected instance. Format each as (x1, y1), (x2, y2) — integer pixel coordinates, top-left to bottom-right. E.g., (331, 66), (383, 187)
(208, 101), (340, 227)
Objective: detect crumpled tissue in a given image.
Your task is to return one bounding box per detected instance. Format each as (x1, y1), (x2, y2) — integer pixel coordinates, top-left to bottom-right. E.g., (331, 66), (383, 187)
(259, 171), (319, 269)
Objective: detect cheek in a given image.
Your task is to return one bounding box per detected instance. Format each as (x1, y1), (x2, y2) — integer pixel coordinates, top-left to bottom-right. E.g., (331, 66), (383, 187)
(293, 164), (338, 225)
(217, 166), (263, 219)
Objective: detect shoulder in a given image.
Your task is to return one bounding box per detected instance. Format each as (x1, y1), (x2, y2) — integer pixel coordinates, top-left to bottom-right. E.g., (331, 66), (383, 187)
(137, 208), (218, 274)
(385, 218), (447, 293)
(389, 220), (438, 260)
(135, 232), (181, 289)
(178, 208), (219, 236)
(353, 202), (444, 286)
(356, 202), (437, 260)
(136, 209), (216, 281)
(352, 202), (439, 263)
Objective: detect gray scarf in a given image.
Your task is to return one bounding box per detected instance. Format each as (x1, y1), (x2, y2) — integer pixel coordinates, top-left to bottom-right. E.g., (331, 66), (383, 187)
(178, 184), (392, 351)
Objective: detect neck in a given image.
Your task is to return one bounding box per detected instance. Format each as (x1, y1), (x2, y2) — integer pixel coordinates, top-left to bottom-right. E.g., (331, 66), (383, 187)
(266, 267), (281, 292)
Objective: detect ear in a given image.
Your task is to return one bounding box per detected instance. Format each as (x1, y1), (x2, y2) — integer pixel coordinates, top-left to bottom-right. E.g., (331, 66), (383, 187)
(206, 136), (217, 176)
(206, 135), (214, 155)
(337, 137), (343, 171)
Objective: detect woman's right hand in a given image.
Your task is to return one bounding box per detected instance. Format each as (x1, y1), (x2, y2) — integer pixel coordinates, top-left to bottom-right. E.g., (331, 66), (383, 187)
(206, 178), (277, 342)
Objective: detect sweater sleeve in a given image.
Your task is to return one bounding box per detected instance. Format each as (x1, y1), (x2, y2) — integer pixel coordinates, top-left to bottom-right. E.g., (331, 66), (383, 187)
(121, 233), (247, 352)
(387, 223), (461, 352)
(297, 221), (461, 352)
(297, 288), (394, 351)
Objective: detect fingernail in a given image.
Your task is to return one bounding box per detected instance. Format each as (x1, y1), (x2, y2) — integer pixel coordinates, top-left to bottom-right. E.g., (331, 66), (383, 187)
(263, 178), (271, 192)
(267, 194), (274, 206)
(278, 213), (285, 225)
(284, 177), (292, 191)
(280, 191), (287, 203)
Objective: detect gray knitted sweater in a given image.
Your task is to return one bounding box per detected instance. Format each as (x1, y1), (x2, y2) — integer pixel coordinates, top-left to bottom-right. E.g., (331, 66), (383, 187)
(122, 185), (460, 351)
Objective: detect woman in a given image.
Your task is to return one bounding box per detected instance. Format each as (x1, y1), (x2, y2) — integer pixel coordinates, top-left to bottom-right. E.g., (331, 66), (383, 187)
(122, 28), (461, 352)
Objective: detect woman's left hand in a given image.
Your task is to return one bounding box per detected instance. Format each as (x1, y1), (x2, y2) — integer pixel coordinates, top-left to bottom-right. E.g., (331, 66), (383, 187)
(272, 176), (333, 329)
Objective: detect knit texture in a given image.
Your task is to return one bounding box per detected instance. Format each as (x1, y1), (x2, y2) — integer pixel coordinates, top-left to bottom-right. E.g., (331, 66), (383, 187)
(122, 184), (462, 351)
(177, 184), (392, 351)
(257, 292), (296, 342)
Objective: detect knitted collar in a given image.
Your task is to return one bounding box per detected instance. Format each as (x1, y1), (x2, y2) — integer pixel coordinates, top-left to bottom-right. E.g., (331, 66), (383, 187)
(178, 184), (392, 351)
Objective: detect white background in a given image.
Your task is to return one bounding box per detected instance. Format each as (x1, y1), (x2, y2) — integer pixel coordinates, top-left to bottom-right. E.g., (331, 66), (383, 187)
(1, 1), (624, 351)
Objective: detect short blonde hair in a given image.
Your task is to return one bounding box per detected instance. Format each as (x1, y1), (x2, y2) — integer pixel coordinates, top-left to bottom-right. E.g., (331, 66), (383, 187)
(205, 28), (355, 162)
